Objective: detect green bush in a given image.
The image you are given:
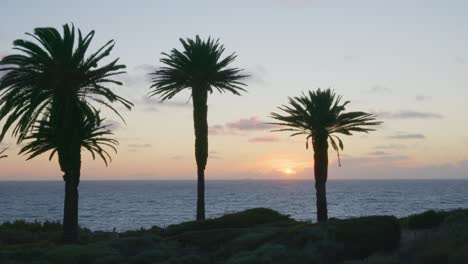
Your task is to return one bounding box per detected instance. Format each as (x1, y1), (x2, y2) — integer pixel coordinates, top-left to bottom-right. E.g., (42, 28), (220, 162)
(406, 210), (448, 230)
(45, 243), (119, 264)
(399, 220), (468, 264)
(171, 228), (245, 251)
(128, 248), (172, 264)
(0, 220), (62, 244)
(330, 216), (401, 260)
(225, 243), (289, 264)
(216, 228), (278, 258)
(108, 235), (157, 257)
(281, 224), (326, 247)
(443, 209), (468, 225)
(165, 208), (295, 235)
(0, 220), (93, 244)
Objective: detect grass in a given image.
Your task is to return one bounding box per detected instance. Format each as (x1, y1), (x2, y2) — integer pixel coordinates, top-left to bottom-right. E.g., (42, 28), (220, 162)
(1, 208), (468, 263)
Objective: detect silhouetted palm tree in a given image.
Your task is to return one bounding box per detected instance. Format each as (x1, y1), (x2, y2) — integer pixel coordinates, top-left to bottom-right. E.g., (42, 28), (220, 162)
(0, 148), (7, 159)
(0, 24), (132, 242)
(270, 89), (381, 222)
(149, 36), (248, 221)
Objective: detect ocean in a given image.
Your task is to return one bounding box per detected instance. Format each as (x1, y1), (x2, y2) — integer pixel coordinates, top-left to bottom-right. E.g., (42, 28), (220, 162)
(1, 180), (468, 231)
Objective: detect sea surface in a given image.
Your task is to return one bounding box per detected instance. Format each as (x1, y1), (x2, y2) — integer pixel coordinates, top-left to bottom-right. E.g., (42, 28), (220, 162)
(1, 180), (468, 231)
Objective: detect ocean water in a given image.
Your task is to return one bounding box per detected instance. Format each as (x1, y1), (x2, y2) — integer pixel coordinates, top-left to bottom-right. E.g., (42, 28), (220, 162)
(1, 180), (468, 231)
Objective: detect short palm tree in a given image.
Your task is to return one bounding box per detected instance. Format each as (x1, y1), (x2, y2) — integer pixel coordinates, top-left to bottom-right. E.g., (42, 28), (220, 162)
(0, 24), (132, 242)
(149, 36), (248, 221)
(270, 89), (381, 222)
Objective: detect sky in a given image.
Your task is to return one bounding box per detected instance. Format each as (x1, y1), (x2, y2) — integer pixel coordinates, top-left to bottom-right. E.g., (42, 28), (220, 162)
(0, 0), (467, 180)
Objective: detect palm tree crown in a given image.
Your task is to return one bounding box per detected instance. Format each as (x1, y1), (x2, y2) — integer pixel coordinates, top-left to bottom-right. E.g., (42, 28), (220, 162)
(0, 24), (132, 143)
(149, 35), (248, 100)
(270, 88), (382, 165)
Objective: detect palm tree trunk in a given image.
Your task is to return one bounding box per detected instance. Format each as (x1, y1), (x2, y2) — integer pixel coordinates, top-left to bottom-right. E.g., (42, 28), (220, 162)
(192, 88), (208, 221)
(62, 169), (80, 243)
(313, 136), (329, 222)
(59, 130), (82, 243)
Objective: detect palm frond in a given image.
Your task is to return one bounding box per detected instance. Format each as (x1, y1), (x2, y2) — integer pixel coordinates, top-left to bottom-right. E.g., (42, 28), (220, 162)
(270, 88), (382, 166)
(149, 35), (248, 101)
(0, 23), (132, 144)
(20, 109), (118, 166)
(0, 147), (7, 159)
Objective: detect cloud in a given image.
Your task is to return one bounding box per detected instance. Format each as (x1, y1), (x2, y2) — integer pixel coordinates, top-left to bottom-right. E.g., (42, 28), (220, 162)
(128, 143), (152, 148)
(209, 150), (222, 159)
(368, 151), (388, 156)
(127, 143), (152, 152)
(245, 65), (268, 85)
(138, 96), (191, 112)
(209, 125), (238, 136)
(210, 116), (276, 136)
(344, 55), (359, 62)
(134, 64), (158, 73)
(415, 95), (430, 101)
(226, 117), (275, 131)
(455, 56), (468, 65)
(373, 144), (406, 150)
(248, 136), (280, 143)
(368, 85), (391, 94)
(387, 133), (425, 140)
(116, 64), (158, 89)
(171, 155), (184, 160)
(273, 0), (321, 8)
(376, 110), (443, 119)
(103, 119), (123, 131)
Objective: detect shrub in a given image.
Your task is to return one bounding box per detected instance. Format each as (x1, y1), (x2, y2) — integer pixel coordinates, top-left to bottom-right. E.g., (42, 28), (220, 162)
(45, 243), (119, 264)
(443, 209), (468, 225)
(0, 220), (62, 244)
(280, 224), (326, 247)
(165, 208), (295, 235)
(225, 243), (288, 264)
(406, 210), (449, 230)
(128, 248), (172, 264)
(108, 235), (157, 257)
(399, 220), (468, 264)
(329, 216), (401, 260)
(216, 228), (278, 258)
(171, 228), (245, 251)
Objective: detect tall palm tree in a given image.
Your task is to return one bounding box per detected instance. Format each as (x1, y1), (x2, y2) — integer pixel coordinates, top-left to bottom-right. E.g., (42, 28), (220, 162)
(149, 36), (248, 221)
(270, 89), (381, 222)
(0, 24), (132, 242)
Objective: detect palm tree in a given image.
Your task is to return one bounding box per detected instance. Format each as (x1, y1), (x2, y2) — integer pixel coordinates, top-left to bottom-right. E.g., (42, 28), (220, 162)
(0, 24), (132, 242)
(0, 148), (7, 159)
(270, 89), (381, 222)
(149, 36), (248, 221)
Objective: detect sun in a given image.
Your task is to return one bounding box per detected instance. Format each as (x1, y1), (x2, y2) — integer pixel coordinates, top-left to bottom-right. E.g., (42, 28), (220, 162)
(282, 168), (296, 175)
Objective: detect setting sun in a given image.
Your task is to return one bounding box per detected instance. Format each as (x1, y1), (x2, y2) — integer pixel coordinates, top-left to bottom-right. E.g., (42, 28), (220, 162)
(283, 168), (296, 175)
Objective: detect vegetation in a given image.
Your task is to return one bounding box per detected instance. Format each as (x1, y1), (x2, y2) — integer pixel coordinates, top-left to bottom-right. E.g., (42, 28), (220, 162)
(0, 24), (132, 242)
(3, 208), (467, 263)
(270, 89), (381, 222)
(149, 35), (248, 221)
(0, 24), (458, 264)
(0, 208), (410, 264)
